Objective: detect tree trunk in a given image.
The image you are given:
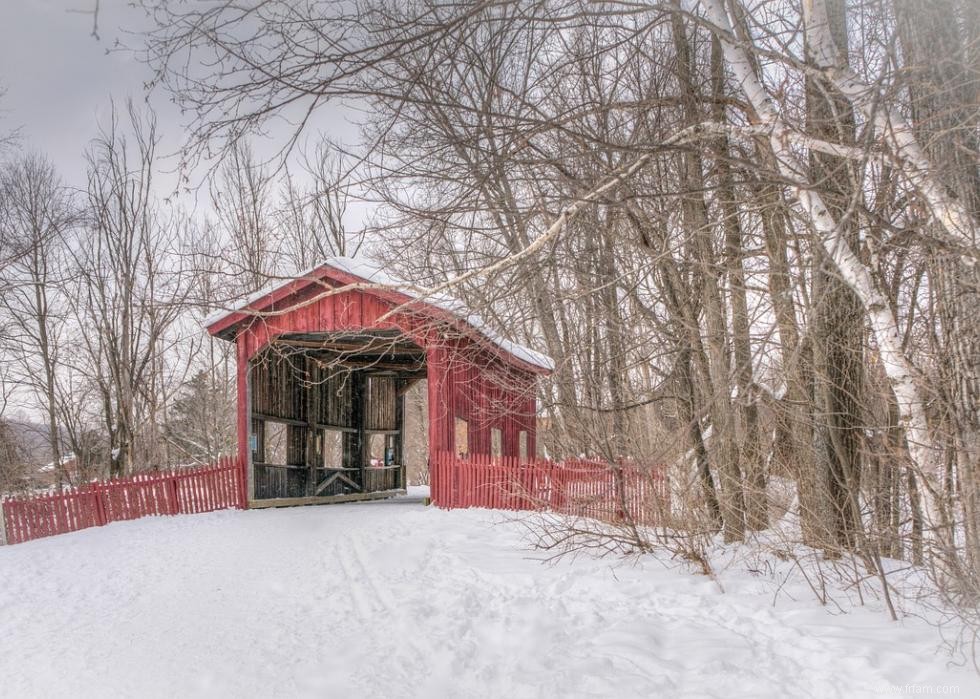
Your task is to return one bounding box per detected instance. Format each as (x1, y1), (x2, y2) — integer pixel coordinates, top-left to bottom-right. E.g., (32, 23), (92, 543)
(710, 36), (767, 531)
(894, 0), (980, 570)
(672, 12), (745, 541)
(704, 0), (948, 553)
(805, 0), (865, 552)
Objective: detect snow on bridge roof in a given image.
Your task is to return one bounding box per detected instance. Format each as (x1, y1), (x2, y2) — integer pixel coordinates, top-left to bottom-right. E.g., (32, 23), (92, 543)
(204, 256), (555, 373)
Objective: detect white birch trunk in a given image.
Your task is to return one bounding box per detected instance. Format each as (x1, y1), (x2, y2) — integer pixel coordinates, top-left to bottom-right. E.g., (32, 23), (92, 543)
(699, 0), (946, 545)
(803, 0), (978, 253)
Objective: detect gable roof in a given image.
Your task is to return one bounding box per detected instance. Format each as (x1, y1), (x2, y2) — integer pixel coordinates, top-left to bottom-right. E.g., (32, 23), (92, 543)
(204, 257), (555, 373)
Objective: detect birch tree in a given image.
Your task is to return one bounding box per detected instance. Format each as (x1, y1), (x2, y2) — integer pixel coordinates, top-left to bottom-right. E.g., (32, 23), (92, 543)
(699, 0), (955, 553)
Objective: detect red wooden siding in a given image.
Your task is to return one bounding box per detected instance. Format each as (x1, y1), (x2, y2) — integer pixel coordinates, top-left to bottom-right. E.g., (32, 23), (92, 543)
(229, 282), (542, 501)
(1, 457), (244, 546)
(429, 452), (670, 526)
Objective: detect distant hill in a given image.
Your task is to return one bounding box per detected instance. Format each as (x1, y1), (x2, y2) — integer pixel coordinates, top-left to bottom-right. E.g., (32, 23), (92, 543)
(1, 419), (63, 466)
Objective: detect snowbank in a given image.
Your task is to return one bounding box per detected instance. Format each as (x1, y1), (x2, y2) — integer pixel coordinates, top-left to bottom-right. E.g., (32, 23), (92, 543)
(0, 489), (973, 698)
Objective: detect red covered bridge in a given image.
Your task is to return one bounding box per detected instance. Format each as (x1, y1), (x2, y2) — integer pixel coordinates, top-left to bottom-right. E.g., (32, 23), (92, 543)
(205, 258), (554, 508)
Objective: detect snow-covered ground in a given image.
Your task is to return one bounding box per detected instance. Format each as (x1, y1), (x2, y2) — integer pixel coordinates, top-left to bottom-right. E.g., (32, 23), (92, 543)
(0, 488), (974, 698)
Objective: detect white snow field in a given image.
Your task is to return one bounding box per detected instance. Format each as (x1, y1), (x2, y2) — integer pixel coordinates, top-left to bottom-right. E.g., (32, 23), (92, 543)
(0, 488), (975, 699)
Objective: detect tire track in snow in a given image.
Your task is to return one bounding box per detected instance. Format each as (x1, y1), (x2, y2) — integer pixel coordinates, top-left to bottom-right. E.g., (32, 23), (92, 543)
(333, 530), (439, 688)
(334, 536), (385, 618)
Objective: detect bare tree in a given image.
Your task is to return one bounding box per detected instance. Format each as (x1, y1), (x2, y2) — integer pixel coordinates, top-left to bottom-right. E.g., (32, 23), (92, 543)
(211, 141), (277, 294)
(0, 154), (76, 485)
(72, 101), (189, 476)
(277, 144), (364, 270)
(0, 84), (20, 156)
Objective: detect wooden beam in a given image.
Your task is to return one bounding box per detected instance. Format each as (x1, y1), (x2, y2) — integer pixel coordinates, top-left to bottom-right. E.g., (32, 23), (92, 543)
(305, 355), (317, 496)
(354, 372), (367, 490)
(314, 470), (362, 495)
(312, 422), (358, 434)
(252, 462), (307, 471)
(395, 389), (406, 490)
(247, 489), (408, 509)
(271, 337), (424, 356)
(289, 341), (423, 355)
(251, 412), (308, 427)
(307, 356), (425, 372)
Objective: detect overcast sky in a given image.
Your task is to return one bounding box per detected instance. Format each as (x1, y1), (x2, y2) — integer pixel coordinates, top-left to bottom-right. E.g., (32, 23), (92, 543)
(0, 1), (363, 208)
(0, 2), (182, 186)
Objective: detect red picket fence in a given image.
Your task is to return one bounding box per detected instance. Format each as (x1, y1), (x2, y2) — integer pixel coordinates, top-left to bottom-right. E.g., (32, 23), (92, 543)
(429, 452), (670, 526)
(1, 456), (244, 545)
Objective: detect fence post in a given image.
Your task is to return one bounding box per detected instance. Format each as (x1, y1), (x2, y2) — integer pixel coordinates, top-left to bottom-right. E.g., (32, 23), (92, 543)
(430, 454), (439, 506)
(95, 485), (108, 527)
(434, 454), (440, 505)
(238, 455), (248, 510)
(444, 452), (451, 506)
(0, 499), (8, 546)
(169, 474), (181, 515)
(455, 454), (462, 507)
